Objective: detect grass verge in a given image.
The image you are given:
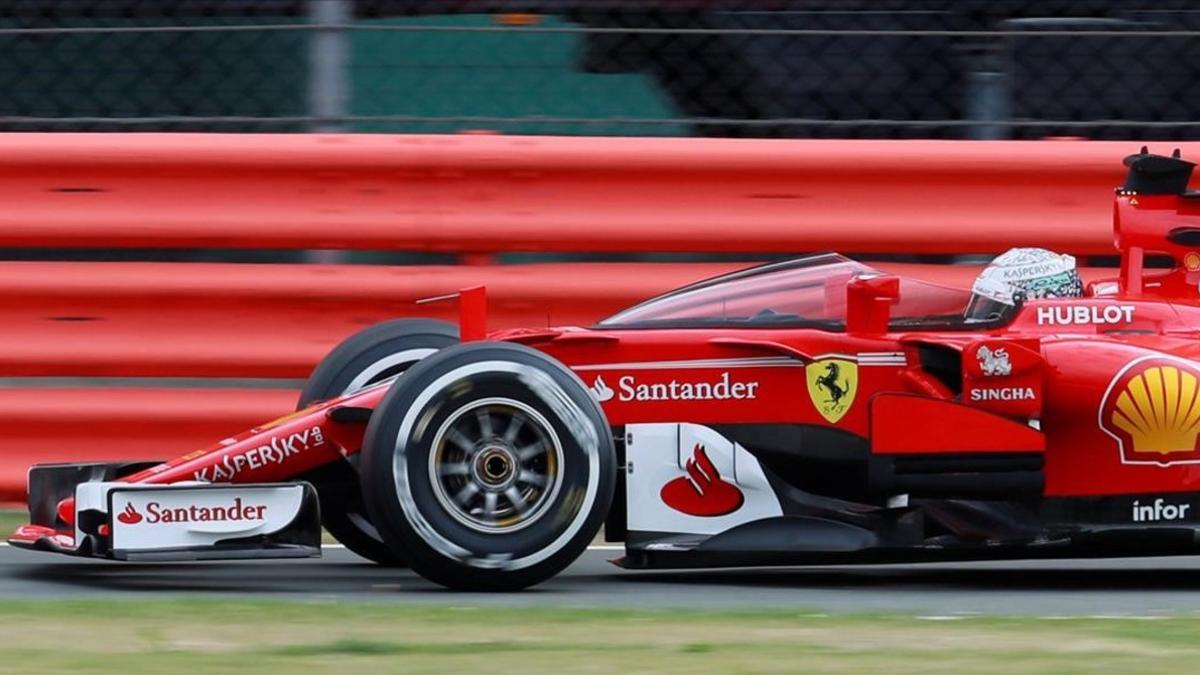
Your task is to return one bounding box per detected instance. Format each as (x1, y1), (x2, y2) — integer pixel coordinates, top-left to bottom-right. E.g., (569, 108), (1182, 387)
(0, 510), (26, 537)
(0, 599), (1197, 674)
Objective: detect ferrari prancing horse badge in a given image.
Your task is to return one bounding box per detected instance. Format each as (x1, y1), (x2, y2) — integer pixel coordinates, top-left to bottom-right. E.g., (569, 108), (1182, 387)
(806, 358), (857, 424)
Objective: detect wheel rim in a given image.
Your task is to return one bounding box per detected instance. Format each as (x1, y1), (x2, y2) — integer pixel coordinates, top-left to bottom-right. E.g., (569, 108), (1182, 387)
(428, 397), (564, 534)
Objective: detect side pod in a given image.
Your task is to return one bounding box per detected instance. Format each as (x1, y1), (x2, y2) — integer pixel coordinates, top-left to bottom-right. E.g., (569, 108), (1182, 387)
(868, 394), (1045, 499)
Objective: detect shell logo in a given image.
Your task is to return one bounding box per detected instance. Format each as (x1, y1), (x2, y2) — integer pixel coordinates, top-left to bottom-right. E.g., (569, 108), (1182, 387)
(1100, 357), (1200, 465)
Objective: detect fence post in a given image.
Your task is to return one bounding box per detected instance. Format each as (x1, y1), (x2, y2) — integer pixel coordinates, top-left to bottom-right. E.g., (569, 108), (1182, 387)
(965, 49), (1010, 141)
(307, 1), (351, 262)
(307, 0), (351, 133)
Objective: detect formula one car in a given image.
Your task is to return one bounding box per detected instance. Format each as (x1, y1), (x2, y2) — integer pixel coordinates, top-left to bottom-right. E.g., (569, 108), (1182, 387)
(13, 149), (1200, 591)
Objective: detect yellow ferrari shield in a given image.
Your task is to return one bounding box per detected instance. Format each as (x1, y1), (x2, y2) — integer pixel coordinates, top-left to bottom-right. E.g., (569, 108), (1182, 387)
(806, 359), (858, 424)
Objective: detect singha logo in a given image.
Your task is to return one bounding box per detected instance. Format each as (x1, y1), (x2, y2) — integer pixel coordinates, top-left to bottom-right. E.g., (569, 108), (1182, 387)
(659, 444), (744, 517)
(589, 376), (615, 402)
(116, 502), (143, 525)
(977, 345), (1012, 377)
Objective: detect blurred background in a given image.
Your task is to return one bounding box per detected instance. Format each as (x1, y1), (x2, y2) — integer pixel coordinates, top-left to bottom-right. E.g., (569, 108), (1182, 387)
(1, 0), (1198, 140)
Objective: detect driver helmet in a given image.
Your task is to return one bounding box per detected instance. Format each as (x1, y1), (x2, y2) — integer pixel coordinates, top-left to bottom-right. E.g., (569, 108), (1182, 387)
(966, 247), (1084, 321)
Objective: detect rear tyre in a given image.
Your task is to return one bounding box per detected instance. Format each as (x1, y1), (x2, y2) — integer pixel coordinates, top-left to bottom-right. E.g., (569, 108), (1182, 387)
(361, 341), (615, 591)
(298, 319), (458, 565)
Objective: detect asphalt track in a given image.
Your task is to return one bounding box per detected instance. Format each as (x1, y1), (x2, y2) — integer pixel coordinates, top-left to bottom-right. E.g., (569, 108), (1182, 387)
(5, 544), (1200, 616)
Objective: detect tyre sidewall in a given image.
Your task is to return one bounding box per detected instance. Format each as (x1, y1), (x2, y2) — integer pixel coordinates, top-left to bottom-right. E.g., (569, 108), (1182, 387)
(298, 319), (459, 408)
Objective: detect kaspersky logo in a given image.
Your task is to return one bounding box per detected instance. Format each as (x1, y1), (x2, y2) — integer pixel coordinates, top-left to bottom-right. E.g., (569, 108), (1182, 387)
(660, 444), (744, 517)
(1100, 356), (1200, 465)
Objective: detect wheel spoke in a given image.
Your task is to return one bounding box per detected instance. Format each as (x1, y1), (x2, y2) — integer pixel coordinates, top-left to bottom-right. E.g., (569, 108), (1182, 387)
(518, 470), (549, 487)
(502, 414), (525, 443)
(505, 487), (529, 514)
(446, 428), (476, 455)
(477, 409), (494, 439)
(431, 398), (564, 534)
(438, 462), (470, 476)
(453, 482), (479, 506)
(515, 443), (543, 462)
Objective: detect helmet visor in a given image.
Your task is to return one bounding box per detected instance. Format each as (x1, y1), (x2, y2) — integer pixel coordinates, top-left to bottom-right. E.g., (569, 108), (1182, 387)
(964, 294), (1015, 322)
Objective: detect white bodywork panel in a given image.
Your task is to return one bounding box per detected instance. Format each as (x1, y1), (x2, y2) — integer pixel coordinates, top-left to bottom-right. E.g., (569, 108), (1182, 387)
(76, 482), (306, 552)
(626, 423), (783, 536)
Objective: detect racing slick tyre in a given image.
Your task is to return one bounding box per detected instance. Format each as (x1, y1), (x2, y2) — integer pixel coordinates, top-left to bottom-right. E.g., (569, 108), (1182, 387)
(360, 341), (616, 591)
(298, 319), (458, 566)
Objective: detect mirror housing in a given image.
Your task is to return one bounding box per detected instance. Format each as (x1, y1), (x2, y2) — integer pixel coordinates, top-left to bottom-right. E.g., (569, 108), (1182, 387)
(846, 273), (899, 335)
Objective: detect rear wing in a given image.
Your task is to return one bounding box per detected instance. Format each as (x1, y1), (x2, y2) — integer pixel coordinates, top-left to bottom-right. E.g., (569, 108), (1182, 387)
(1114, 148), (1200, 296)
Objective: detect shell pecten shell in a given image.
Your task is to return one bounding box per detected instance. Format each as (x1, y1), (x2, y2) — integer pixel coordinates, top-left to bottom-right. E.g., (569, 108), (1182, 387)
(1110, 365), (1200, 455)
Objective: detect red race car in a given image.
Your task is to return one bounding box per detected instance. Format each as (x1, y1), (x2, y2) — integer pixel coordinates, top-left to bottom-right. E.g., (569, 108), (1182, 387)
(12, 149), (1200, 591)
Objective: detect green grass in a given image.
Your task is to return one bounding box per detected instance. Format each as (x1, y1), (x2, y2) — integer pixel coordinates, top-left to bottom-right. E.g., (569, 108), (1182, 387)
(0, 509), (24, 535)
(0, 599), (1197, 674)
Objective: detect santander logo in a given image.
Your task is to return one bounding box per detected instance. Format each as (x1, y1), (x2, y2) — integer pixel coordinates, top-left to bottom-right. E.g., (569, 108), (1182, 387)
(113, 498), (268, 526)
(660, 444), (744, 517)
(590, 376), (615, 402)
(117, 502), (143, 525)
(588, 373), (759, 403)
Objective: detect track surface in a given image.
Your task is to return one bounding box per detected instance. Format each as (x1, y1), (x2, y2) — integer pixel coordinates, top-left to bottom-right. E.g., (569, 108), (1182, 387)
(6, 545), (1200, 615)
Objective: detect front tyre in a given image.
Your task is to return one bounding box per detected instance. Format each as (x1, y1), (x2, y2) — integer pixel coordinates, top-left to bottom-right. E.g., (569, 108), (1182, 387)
(298, 319), (458, 565)
(361, 342), (615, 591)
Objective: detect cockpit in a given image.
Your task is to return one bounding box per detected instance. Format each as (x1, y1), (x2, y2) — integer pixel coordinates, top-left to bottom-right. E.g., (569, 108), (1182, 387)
(599, 253), (1014, 331)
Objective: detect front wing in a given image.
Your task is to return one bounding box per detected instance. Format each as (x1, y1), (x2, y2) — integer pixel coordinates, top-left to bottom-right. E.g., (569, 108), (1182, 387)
(10, 462), (321, 560)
